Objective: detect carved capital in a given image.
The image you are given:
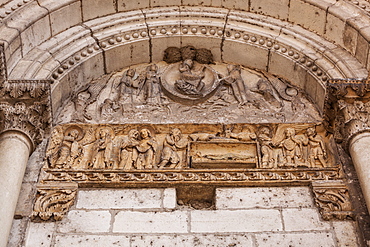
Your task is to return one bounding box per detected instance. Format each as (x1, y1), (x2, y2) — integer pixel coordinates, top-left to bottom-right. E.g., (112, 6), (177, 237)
(325, 79), (370, 146)
(312, 180), (355, 220)
(0, 80), (51, 146)
(32, 182), (77, 221)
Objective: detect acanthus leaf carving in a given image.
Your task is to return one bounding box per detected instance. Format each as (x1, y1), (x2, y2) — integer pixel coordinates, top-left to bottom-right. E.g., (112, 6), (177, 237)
(312, 181), (355, 220)
(32, 183), (77, 221)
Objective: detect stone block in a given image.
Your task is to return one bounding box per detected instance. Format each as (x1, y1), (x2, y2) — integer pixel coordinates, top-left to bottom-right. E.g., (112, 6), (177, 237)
(20, 16), (51, 55)
(131, 234), (254, 247)
(282, 208), (331, 231)
(58, 210), (111, 233)
(223, 41), (269, 71)
(24, 222), (55, 247)
(268, 52), (307, 90)
(81, 0), (116, 21)
(54, 235), (131, 247)
(222, 0), (249, 10)
(117, 0), (150, 11)
(216, 187), (314, 209)
(325, 13), (346, 47)
(250, 0), (289, 20)
(191, 209), (282, 233)
(343, 23), (358, 56)
(289, 0), (326, 35)
(7, 219), (27, 247)
(113, 211), (188, 233)
(76, 188), (163, 209)
(163, 188), (177, 209)
(105, 40), (150, 73)
(332, 221), (359, 247)
(50, 1), (82, 36)
(150, 0), (181, 7)
(255, 232), (336, 246)
(14, 182), (36, 217)
(355, 33), (369, 66)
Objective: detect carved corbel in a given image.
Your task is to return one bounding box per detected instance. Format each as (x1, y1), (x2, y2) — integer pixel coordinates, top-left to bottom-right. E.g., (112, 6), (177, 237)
(312, 181), (355, 220)
(32, 182), (78, 221)
(325, 79), (370, 147)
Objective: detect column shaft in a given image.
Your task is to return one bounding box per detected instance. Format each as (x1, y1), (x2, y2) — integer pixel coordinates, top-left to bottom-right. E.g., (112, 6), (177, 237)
(349, 132), (370, 214)
(0, 131), (32, 247)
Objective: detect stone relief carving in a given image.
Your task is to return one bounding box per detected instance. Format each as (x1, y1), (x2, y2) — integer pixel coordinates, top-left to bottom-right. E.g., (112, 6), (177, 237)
(32, 183), (77, 221)
(55, 47), (321, 125)
(312, 181), (355, 220)
(45, 123), (336, 171)
(0, 81), (51, 145)
(325, 79), (370, 146)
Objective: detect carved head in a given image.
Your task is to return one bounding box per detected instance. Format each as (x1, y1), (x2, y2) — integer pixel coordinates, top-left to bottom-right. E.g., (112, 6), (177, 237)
(128, 129), (139, 140)
(126, 69), (135, 78)
(140, 128), (151, 139)
(170, 128), (182, 139)
(285, 128), (295, 137)
(306, 127), (316, 136)
(183, 59), (193, 69)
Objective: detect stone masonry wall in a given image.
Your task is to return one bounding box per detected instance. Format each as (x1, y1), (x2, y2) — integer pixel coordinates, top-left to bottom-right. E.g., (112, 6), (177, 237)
(9, 186), (359, 247)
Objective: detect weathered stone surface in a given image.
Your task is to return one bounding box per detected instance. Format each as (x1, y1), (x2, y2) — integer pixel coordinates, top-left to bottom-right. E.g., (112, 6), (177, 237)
(216, 187), (314, 209)
(190, 210), (282, 232)
(255, 232), (336, 247)
(24, 222), (55, 247)
(332, 221), (359, 247)
(131, 234), (254, 247)
(7, 219), (27, 247)
(76, 189), (163, 209)
(113, 211), (188, 233)
(163, 188), (177, 209)
(282, 208), (331, 231)
(58, 210), (111, 233)
(54, 235), (130, 247)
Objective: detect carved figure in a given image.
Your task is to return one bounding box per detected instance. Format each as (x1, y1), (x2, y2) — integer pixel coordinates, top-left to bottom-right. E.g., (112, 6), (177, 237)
(306, 127), (327, 167)
(115, 69), (139, 103)
(100, 99), (120, 120)
(175, 59), (206, 97)
(135, 128), (157, 169)
(71, 91), (90, 122)
(46, 126), (64, 166)
(221, 65), (248, 104)
(137, 64), (161, 104)
(91, 127), (114, 169)
(225, 127), (257, 141)
(257, 126), (275, 168)
(280, 128), (303, 166)
(118, 129), (140, 170)
(189, 133), (216, 141)
(159, 128), (188, 169)
(253, 78), (282, 109)
(53, 127), (83, 169)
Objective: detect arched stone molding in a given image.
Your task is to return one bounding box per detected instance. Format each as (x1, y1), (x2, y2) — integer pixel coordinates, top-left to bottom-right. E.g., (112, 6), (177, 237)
(1, 0), (370, 73)
(4, 8), (367, 119)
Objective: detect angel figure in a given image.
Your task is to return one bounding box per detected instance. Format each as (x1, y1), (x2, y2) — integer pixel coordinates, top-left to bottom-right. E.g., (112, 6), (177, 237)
(115, 68), (139, 103)
(159, 128), (188, 169)
(117, 129), (140, 170)
(91, 127), (114, 169)
(306, 127), (327, 168)
(135, 128), (157, 169)
(220, 65), (248, 105)
(137, 64), (162, 104)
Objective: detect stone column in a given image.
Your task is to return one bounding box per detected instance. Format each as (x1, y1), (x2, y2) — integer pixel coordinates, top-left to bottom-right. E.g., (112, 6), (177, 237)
(0, 79), (51, 247)
(326, 79), (370, 214)
(349, 132), (370, 214)
(0, 131), (33, 247)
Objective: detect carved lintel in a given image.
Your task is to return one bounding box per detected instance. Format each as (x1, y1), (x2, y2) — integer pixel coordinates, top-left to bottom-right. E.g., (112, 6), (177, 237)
(312, 180), (355, 220)
(0, 80), (51, 146)
(32, 182), (77, 222)
(0, 42), (6, 84)
(325, 79), (370, 147)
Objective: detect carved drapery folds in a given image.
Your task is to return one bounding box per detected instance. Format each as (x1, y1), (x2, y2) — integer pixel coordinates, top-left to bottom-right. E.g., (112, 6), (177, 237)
(325, 79), (370, 147)
(32, 183), (77, 221)
(312, 181), (355, 220)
